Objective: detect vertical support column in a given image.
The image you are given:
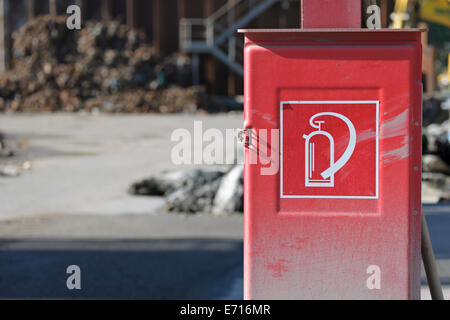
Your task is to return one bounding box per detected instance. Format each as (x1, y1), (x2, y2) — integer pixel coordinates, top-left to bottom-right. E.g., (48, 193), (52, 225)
(26, 0), (35, 21)
(178, 0), (186, 19)
(204, 0), (215, 45)
(178, 0), (187, 51)
(301, 0), (361, 28)
(419, 22), (436, 94)
(153, 0), (162, 53)
(101, 0), (113, 21)
(49, 0), (57, 17)
(0, 0), (11, 75)
(153, 0), (178, 55)
(126, 0), (137, 28)
(380, 0), (389, 28)
(227, 0), (236, 96)
(192, 53), (200, 87)
(202, 0), (229, 95)
(153, 0), (165, 54)
(204, 0), (216, 93)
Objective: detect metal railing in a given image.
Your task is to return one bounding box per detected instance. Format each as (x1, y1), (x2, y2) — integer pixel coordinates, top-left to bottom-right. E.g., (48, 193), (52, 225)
(180, 0), (280, 79)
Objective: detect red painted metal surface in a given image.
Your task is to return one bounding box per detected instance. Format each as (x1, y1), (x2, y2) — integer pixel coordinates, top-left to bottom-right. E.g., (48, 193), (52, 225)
(302, 0), (362, 28)
(240, 29), (423, 299)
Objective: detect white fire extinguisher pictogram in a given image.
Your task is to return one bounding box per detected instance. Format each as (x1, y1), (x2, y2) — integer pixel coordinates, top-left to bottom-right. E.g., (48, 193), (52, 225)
(302, 112), (356, 187)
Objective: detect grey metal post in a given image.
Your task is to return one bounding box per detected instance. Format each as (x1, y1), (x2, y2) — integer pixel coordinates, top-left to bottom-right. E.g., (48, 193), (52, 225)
(126, 0), (136, 28)
(0, 0), (10, 75)
(422, 210), (445, 300)
(101, 0), (113, 21)
(26, 0), (35, 20)
(49, 0), (56, 16)
(192, 54), (200, 87)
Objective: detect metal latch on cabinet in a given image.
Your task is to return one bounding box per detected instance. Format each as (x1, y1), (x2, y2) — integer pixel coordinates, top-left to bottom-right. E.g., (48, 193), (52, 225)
(237, 128), (252, 147)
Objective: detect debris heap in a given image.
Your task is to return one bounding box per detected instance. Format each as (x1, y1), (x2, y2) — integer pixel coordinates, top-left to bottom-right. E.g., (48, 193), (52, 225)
(129, 166), (244, 214)
(0, 15), (199, 113)
(0, 132), (12, 158)
(422, 97), (450, 203)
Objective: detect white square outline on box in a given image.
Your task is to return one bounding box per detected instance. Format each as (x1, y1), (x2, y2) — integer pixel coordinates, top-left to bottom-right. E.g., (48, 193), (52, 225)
(280, 100), (379, 199)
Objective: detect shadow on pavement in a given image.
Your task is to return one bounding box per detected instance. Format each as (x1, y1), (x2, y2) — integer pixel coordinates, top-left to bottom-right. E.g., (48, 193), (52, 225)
(0, 238), (243, 299)
(2, 205), (448, 298)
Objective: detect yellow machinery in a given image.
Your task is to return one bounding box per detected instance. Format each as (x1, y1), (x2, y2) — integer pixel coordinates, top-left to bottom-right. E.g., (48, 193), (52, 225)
(391, 0), (450, 88)
(391, 0), (450, 29)
(419, 0), (450, 28)
(391, 0), (411, 28)
(437, 53), (450, 86)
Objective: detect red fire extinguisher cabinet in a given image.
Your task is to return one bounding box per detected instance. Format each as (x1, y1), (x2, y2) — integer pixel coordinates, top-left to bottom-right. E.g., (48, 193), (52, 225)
(240, 29), (424, 300)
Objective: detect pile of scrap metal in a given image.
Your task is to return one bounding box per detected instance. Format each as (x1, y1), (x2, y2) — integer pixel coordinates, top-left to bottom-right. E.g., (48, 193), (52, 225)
(0, 15), (201, 113)
(422, 95), (450, 203)
(0, 132), (32, 177)
(129, 165), (244, 214)
(0, 131), (13, 158)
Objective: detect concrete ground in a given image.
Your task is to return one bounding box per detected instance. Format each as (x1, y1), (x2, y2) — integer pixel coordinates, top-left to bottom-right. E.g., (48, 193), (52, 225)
(0, 213), (244, 299)
(0, 113), (243, 220)
(0, 113), (244, 299)
(0, 113), (449, 299)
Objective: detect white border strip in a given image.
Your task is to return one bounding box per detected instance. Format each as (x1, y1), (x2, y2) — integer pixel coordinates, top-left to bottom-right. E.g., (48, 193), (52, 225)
(280, 100), (380, 200)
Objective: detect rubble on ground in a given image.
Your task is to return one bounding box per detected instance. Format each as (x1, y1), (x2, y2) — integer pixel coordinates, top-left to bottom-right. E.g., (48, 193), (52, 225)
(422, 97), (450, 203)
(0, 161), (32, 177)
(422, 172), (450, 202)
(423, 118), (450, 163)
(422, 154), (450, 175)
(0, 132), (14, 158)
(212, 165), (243, 215)
(0, 131), (33, 178)
(423, 96), (448, 126)
(0, 15), (201, 113)
(129, 166), (243, 214)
